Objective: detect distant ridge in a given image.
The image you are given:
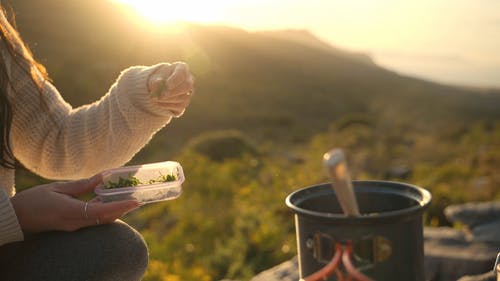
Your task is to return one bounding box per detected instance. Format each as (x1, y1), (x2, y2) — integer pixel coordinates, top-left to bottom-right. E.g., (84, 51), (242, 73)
(258, 29), (374, 65)
(6, 0), (500, 155)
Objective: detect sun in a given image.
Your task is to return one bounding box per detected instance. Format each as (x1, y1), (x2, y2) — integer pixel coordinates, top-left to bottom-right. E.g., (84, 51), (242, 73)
(112, 0), (225, 25)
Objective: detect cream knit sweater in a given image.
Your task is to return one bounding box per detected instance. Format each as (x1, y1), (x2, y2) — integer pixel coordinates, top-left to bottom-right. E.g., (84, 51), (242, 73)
(0, 41), (176, 246)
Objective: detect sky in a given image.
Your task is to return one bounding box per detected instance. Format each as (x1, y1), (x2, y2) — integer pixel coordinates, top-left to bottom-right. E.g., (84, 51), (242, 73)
(112, 0), (500, 88)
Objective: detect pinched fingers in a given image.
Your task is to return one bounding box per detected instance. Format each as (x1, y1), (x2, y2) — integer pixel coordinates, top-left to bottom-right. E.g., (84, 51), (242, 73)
(155, 99), (191, 116)
(160, 91), (192, 103)
(166, 73), (194, 97)
(148, 64), (174, 87)
(166, 62), (190, 90)
(147, 63), (174, 95)
(149, 62), (194, 99)
(148, 76), (168, 97)
(158, 69), (193, 109)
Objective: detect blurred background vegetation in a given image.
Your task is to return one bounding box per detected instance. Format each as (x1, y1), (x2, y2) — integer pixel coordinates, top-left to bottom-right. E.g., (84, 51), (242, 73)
(7, 0), (500, 280)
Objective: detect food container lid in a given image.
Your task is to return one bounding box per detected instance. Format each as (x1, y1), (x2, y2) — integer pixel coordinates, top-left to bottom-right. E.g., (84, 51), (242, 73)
(95, 161), (184, 195)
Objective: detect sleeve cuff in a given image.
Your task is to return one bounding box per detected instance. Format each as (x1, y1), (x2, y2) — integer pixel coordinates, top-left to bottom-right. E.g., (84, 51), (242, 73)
(0, 190), (24, 246)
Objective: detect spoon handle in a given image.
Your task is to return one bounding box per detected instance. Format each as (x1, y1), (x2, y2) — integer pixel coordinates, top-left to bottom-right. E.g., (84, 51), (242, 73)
(323, 148), (360, 217)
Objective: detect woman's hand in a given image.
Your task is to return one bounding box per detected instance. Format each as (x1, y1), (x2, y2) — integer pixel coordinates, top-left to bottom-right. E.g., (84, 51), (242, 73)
(10, 174), (139, 234)
(148, 62), (195, 117)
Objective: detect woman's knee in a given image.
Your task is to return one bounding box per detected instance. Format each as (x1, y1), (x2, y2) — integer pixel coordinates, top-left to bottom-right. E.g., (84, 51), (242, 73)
(96, 221), (149, 280)
(0, 220), (149, 281)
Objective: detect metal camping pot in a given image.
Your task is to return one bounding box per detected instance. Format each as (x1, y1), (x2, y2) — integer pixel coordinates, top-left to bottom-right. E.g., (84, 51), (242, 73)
(286, 180), (431, 281)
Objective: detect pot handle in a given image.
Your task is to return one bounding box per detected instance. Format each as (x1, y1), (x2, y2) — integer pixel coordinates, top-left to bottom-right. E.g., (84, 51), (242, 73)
(301, 242), (375, 281)
(301, 243), (343, 281)
(342, 241), (375, 281)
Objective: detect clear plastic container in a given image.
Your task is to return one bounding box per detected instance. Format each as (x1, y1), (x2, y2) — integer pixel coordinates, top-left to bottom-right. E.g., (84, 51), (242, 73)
(95, 161), (184, 204)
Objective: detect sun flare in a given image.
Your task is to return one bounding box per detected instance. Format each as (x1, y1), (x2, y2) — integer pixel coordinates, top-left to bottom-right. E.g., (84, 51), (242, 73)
(112, 0), (225, 25)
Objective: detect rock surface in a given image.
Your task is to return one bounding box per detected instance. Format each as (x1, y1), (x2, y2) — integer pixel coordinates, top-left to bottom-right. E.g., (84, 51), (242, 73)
(444, 202), (500, 245)
(444, 202), (500, 229)
(424, 227), (497, 281)
(250, 257), (299, 281)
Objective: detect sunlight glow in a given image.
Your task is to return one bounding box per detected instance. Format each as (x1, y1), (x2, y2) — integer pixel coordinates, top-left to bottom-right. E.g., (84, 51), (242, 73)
(110, 0), (500, 87)
(112, 0), (227, 25)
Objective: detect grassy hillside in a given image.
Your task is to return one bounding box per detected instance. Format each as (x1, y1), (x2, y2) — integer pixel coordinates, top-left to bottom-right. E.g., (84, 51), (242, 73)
(6, 1), (500, 280)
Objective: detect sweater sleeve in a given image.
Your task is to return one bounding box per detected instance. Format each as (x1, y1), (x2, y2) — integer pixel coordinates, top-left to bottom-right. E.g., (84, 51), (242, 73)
(0, 190), (23, 246)
(8, 60), (176, 180)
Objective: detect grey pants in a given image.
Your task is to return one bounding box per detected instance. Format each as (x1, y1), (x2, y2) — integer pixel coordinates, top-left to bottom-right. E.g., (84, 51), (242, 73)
(0, 220), (149, 281)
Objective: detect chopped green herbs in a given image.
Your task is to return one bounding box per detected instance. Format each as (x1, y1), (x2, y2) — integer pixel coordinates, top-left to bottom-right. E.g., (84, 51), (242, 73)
(149, 173), (177, 184)
(103, 172), (177, 189)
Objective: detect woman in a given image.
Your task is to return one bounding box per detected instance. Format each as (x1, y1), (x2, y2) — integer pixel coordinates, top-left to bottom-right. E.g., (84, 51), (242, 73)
(0, 5), (194, 281)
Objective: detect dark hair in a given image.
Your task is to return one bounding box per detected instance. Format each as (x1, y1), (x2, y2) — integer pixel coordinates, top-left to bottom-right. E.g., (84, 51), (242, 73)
(0, 6), (49, 169)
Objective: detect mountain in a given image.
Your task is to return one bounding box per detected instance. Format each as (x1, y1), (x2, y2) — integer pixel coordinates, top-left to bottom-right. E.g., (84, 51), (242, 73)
(5, 0), (500, 160)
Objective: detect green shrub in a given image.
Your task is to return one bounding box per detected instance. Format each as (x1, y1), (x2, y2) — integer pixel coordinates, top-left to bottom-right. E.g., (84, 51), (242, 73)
(186, 130), (259, 162)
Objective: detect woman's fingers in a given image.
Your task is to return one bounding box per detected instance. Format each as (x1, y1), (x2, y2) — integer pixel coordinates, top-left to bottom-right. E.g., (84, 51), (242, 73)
(149, 62), (194, 100)
(155, 100), (191, 116)
(148, 76), (167, 96)
(160, 92), (192, 103)
(54, 195), (137, 230)
(51, 174), (103, 197)
(166, 75), (194, 97)
(12, 178), (140, 234)
(146, 61), (194, 116)
(83, 200), (140, 225)
(152, 81), (193, 101)
(155, 99), (191, 109)
(166, 63), (190, 90)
